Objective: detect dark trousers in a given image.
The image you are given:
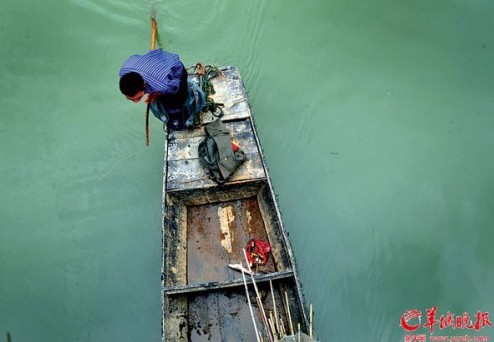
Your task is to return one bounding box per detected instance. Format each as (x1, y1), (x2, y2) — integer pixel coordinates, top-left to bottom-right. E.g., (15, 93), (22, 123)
(154, 66), (189, 130)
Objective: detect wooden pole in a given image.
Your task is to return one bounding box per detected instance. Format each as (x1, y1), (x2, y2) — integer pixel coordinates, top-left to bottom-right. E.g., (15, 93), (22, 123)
(150, 17), (157, 50)
(145, 16), (158, 146)
(280, 319), (286, 337)
(284, 291), (294, 335)
(241, 267), (260, 342)
(145, 104), (150, 146)
(270, 280), (280, 334)
(309, 304), (313, 338)
(243, 248), (274, 342)
(269, 312), (278, 340)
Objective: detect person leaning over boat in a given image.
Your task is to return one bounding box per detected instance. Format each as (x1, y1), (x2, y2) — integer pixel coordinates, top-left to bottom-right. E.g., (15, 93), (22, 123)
(119, 48), (205, 131)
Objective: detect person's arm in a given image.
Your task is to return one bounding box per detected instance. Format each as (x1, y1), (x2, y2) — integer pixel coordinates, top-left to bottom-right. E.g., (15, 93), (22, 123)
(165, 64), (185, 95)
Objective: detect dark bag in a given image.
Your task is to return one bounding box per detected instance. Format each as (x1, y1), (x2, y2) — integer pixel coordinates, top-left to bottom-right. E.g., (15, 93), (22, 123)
(198, 119), (245, 184)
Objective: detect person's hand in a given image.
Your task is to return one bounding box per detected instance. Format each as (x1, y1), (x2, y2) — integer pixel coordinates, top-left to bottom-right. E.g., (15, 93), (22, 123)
(145, 93), (159, 104)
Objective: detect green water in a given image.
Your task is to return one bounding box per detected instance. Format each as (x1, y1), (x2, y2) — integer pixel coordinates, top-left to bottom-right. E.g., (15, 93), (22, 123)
(1, 0), (493, 341)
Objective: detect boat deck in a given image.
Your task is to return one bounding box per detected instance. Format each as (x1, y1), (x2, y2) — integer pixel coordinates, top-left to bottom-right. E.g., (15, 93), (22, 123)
(166, 66), (266, 192)
(186, 279), (302, 341)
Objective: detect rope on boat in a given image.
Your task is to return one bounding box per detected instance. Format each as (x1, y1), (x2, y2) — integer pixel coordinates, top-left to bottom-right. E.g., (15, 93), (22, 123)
(188, 63), (225, 118)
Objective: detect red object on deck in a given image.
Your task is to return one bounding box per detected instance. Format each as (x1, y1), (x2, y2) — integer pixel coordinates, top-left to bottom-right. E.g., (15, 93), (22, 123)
(246, 239), (271, 267)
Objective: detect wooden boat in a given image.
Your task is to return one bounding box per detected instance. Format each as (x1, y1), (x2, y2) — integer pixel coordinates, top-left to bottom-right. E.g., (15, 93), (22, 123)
(161, 66), (311, 341)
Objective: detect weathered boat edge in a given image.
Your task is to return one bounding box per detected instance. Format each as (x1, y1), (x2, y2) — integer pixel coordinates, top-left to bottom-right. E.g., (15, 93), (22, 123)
(160, 133), (169, 341)
(246, 85), (310, 330)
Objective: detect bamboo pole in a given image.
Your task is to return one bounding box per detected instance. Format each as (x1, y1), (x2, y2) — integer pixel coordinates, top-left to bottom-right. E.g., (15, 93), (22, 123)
(280, 319), (286, 337)
(269, 311), (278, 339)
(241, 267), (261, 342)
(243, 248), (274, 342)
(270, 280), (281, 334)
(150, 17), (157, 50)
(145, 16), (158, 146)
(284, 291), (294, 335)
(309, 304), (313, 338)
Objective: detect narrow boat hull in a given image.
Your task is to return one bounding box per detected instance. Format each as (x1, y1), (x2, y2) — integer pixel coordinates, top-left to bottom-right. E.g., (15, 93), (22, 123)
(162, 67), (309, 341)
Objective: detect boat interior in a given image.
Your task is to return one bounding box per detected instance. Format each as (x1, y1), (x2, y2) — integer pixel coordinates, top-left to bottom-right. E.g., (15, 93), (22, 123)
(163, 181), (306, 340)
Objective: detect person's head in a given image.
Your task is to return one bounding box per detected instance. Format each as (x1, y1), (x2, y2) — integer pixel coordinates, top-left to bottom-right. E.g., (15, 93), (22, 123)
(119, 72), (145, 102)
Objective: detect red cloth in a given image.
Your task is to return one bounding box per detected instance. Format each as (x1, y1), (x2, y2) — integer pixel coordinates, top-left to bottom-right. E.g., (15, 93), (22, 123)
(246, 239), (271, 266)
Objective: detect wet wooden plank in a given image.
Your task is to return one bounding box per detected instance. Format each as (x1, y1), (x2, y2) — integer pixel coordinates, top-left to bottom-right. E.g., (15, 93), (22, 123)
(212, 67), (250, 120)
(203, 66), (251, 123)
(166, 120), (266, 192)
(163, 269), (294, 296)
(185, 281), (300, 341)
(189, 293), (221, 342)
(187, 197), (277, 284)
(163, 197), (188, 286)
(162, 197), (189, 340)
(188, 290), (264, 342)
(169, 181), (264, 207)
(168, 121), (258, 161)
(163, 295), (188, 341)
(166, 152), (265, 191)
(218, 292), (243, 341)
(169, 120), (256, 148)
(238, 293), (263, 342)
(186, 66), (251, 124)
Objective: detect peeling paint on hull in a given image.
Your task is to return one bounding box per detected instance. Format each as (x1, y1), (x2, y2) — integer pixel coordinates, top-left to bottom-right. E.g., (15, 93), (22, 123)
(218, 205), (235, 253)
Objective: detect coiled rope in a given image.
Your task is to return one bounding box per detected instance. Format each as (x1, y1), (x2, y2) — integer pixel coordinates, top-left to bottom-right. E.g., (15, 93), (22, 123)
(188, 63), (225, 118)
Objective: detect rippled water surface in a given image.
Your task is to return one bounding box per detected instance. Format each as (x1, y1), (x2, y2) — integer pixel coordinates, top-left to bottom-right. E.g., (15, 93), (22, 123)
(1, 0), (494, 341)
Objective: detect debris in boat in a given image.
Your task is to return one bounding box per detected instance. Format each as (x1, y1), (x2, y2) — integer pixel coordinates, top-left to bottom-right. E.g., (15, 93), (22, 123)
(247, 239), (271, 269)
(217, 205), (235, 253)
(231, 139), (240, 152)
(228, 263), (254, 275)
(198, 119), (246, 184)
